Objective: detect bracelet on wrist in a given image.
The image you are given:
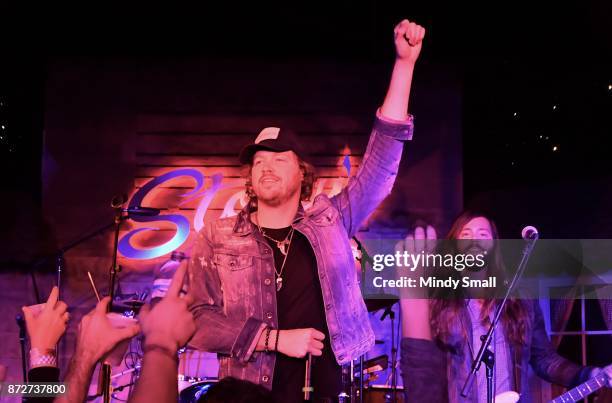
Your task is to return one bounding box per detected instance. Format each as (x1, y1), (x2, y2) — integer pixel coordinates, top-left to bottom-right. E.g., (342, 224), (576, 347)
(274, 330), (280, 352)
(264, 327), (272, 353)
(29, 347), (57, 368)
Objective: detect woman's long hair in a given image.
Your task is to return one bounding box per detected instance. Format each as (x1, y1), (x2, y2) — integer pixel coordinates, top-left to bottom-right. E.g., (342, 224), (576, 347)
(429, 210), (529, 347)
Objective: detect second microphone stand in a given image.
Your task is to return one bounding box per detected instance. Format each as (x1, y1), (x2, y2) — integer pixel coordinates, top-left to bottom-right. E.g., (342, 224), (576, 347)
(100, 201), (126, 403)
(461, 233), (539, 402)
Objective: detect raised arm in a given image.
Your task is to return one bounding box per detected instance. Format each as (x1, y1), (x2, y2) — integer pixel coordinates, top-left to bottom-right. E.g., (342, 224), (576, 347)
(397, 225), (448, 403)
(23, 287), (66, 403)
(55, 297), (140, 403)
(129, 265), (195, 403)
(380, 19), (425, 120)
(397, 225), (436, 340)
(331, 19), (425, 237)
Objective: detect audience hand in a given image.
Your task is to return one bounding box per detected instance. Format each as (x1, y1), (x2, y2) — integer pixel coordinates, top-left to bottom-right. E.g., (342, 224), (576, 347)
(75, 297), (140, 363)
(22, 286), (68, 350)
(139, 265), (196, 352)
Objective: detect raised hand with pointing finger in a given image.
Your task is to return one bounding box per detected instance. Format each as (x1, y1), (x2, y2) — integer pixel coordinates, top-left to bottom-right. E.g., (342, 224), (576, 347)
(139, 264), (196, 353)
(22, 286), (68, 354)
(128, 264), (196, 403)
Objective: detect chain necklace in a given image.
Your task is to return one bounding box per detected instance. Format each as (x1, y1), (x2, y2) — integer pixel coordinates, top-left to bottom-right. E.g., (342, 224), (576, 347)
(259, 227), (294, 256)
(255, 218), (295, 292)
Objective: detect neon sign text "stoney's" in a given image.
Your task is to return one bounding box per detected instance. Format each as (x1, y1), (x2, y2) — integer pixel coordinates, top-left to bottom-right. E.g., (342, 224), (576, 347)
(119, 156), (351, 260)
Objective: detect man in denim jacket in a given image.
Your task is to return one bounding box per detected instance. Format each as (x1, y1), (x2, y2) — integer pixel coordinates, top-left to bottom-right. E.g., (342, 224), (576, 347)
(188, 19), (426, 399)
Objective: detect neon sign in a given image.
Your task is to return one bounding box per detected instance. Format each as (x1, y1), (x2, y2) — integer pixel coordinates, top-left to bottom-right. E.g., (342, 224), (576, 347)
(118, 169), (206, 260)
(119, 155), (352, 260)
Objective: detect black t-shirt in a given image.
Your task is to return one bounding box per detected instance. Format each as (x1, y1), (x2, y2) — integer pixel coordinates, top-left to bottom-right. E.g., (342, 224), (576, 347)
(261, 226), (342, 402)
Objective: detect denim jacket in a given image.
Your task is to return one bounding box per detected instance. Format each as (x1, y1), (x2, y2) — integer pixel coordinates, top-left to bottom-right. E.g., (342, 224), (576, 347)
(400, 300), (594, 403)
(188, 112), (414, 389)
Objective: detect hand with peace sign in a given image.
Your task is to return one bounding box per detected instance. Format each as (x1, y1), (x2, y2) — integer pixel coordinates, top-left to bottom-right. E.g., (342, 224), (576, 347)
(139, 264), (196, 352)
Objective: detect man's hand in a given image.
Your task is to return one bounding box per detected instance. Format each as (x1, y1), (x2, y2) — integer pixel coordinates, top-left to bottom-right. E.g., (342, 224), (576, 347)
(276, 328), (325, 358)
(139, 265), (196, 352)
(22, 286), (69, 350)
(393, 19), (426, 65)
(396, 225), (436, 340)
(395, 225), (437, 257)
(75, 297), (140, 363)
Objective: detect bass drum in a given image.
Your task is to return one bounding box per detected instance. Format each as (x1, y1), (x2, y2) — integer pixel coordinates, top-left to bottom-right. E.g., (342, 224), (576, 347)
(179, 380), (218, 403)
(364, 385), (405, 403)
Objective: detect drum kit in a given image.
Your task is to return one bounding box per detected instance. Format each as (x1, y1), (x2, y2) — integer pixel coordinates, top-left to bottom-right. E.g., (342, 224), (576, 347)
(178, 379), (216, 403)
(335, 296), (403, 403)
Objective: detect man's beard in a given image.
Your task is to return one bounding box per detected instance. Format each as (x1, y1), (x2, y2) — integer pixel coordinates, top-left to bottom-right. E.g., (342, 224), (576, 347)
(255, 183), (301, 207)
(457, 240), (491, 272)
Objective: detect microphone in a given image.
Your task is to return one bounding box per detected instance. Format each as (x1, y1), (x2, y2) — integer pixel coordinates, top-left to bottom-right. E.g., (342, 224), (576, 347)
(123, 207), (161, 216)
(521, 226), (539, 241)
(111, 194), (128, 209)
(16, 314), (26, 339)
(352, 236), (373, 264)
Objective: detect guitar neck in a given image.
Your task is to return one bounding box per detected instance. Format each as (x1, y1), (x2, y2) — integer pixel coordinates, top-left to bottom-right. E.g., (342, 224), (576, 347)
(550, 373), (606, 403)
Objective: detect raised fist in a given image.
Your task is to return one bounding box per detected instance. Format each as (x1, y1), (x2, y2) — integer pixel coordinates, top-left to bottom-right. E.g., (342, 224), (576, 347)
(393, 19), (426, 64)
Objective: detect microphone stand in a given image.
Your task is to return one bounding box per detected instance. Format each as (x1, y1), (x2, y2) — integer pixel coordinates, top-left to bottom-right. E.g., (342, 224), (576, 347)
(16, 315), (27, 382)
(30, 221), (117, 296)
(101, 202), (125, 403)
(352, 236), (372, 403)
(24, 196), (148, 403)
(381, 306), (398, 403)
(461, 233), (539, 402)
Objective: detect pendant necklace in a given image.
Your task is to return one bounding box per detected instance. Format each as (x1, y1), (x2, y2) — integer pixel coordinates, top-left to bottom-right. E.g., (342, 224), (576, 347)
(256, 219), (295, 291)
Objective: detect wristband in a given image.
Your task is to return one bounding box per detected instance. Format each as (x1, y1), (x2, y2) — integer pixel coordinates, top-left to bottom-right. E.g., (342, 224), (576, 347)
(29, 348), (57, 368)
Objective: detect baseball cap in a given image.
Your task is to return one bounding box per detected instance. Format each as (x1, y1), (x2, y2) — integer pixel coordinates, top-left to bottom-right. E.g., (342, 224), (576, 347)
(239, 127), (307, 165)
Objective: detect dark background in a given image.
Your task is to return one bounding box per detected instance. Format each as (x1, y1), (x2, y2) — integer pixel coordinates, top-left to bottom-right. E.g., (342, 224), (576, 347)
(1, 1), (610, 243)
(0, 2), (610, 394)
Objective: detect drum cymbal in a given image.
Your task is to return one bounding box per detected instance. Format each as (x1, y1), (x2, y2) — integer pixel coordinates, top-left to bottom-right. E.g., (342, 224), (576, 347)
(111, 299), (145, 312)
